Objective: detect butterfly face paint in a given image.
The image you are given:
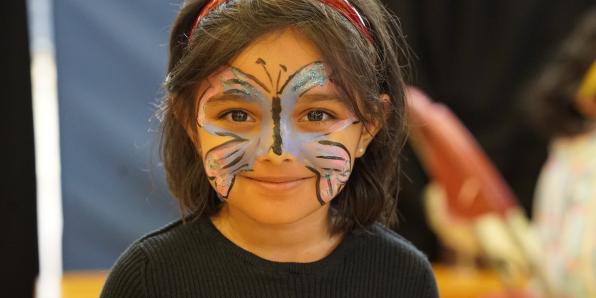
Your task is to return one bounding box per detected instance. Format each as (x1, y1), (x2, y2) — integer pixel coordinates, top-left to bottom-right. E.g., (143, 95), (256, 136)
(197, 59), (360, 204)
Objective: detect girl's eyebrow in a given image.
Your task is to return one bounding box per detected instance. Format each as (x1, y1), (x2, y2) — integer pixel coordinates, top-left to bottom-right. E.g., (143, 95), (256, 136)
(229, 66), (271, 93)
(297, 93), (344, 104)
(204, 93), (260, 105)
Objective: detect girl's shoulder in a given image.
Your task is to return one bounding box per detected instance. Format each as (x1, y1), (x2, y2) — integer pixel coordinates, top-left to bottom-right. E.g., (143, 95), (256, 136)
(100, 216), (214, 297)
(352, 222), (433, 266)
(131, 215), (215, 259)
(340, 223), (438, 296)
(108, 216), (194, 265)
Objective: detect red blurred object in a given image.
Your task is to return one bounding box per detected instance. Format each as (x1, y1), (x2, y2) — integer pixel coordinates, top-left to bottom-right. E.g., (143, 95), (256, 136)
(406, 87), (518, 219)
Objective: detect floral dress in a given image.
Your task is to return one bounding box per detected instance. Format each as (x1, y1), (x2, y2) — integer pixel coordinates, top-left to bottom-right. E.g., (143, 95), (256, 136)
(533, 127), (596, 297)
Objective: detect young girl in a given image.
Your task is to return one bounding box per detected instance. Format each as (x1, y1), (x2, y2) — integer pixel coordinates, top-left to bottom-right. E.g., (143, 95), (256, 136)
(101, 0), (438, 297)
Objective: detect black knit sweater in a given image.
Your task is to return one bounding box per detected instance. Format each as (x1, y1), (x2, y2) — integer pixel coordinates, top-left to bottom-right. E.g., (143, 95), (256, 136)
(101, 216), (438, 297)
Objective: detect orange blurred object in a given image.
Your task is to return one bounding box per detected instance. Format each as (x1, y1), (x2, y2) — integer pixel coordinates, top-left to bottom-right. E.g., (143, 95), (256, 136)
(61, 271), (108, 298)
(60, 267), (521, 298)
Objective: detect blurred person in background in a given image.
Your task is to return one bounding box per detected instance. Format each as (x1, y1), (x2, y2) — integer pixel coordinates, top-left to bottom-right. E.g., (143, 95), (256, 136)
(382, 0), (595, 263)
(418, 7), (596, 296)
(524, 7), (596, 297)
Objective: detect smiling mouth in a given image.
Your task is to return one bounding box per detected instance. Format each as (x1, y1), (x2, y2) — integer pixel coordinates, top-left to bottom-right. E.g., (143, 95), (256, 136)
(241, 175), (313, 192)
(243, 176), (313, 184)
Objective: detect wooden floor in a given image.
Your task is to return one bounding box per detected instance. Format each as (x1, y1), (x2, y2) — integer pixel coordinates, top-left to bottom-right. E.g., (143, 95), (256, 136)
(60, 265), (522, 298)
(61, 271), (108, 298)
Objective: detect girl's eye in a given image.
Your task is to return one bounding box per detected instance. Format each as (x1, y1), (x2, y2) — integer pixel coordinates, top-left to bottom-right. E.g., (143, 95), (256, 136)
(302, 110), (334, 122)
(221, 110), (253, 122)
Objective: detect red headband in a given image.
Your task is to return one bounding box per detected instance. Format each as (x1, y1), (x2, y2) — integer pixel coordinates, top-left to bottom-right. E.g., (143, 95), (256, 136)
(188, 0), (372, 42)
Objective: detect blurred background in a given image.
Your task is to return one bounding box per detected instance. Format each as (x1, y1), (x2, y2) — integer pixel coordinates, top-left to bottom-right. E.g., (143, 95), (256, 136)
(2, 0), (594, 297)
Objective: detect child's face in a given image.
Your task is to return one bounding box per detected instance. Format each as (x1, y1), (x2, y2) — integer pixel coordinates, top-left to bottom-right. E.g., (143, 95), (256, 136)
(192, 28), (376, 224)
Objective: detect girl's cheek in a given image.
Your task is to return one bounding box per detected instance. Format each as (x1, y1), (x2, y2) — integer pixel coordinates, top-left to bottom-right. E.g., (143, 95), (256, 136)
(315, 125), (362, 154)
(196, 128), (231, 157)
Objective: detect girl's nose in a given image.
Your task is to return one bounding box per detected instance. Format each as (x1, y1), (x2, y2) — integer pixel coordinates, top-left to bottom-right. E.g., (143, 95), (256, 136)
(256, 147), (294, 165)
(256, 123), (295, 165)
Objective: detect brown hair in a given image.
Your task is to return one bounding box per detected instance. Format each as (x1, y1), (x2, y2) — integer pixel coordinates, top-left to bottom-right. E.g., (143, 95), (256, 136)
(524, 7), (596, 139)
(160, 0), (410, 233)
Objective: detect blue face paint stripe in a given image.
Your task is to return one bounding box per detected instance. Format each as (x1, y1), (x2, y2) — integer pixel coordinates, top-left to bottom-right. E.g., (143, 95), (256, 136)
(223, 89), (250, 97)
(278, 61), (324, 95)
(229, 163), (249, 173)
(203, 133), (247, 157)
(222, 152), (245, 169)
(225, 79), (257, 91)
(223, 81), (267, 102)
(222, 149), (241, 159)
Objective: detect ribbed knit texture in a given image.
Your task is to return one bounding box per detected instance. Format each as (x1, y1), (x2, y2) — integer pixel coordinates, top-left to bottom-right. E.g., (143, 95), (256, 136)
(101, 216), (438, 298)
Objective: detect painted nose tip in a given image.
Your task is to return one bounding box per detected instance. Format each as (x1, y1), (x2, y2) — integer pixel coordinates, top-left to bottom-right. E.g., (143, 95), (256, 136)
(271, 144), (282, 156)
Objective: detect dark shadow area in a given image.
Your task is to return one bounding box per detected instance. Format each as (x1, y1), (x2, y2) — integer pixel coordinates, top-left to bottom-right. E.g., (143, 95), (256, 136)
(0, 1), (39, 297)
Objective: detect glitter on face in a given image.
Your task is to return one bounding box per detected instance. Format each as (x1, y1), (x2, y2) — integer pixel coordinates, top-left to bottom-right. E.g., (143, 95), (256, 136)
(290, 63), (327, 94)
(197, 61), (358, 203)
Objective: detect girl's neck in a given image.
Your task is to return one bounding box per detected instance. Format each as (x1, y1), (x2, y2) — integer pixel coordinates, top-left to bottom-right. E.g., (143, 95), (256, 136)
(211, 204), (343, 263)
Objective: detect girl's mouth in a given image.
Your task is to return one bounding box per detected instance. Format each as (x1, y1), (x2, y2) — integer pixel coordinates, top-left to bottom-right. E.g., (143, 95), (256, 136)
(242, 175), (313, 191)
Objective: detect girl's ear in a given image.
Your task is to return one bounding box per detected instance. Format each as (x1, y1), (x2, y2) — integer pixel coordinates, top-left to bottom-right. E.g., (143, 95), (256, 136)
(355, 94), (389, 158)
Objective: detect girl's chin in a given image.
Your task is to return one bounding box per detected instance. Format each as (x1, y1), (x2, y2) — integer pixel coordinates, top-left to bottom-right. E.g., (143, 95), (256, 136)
(232, 177), (314, 199)
(225, 192), (328, 226)
(217, 176), (332, 226)
(239, 208), (325, 226)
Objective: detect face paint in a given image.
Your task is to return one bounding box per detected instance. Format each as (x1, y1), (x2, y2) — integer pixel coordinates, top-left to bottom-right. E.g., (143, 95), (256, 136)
(197, 67), (271, 199)
(197, 60), (359, 203)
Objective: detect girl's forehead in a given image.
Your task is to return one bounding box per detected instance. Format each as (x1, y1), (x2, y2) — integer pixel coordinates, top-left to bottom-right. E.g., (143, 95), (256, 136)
(228, 28), (325, 84)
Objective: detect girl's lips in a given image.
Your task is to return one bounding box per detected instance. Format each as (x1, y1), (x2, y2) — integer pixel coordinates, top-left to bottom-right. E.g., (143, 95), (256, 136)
(242, 176), (313, 191)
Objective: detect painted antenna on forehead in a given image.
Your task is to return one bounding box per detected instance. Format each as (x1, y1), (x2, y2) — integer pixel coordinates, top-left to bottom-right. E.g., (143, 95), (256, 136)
(187, 0), (373, 44)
